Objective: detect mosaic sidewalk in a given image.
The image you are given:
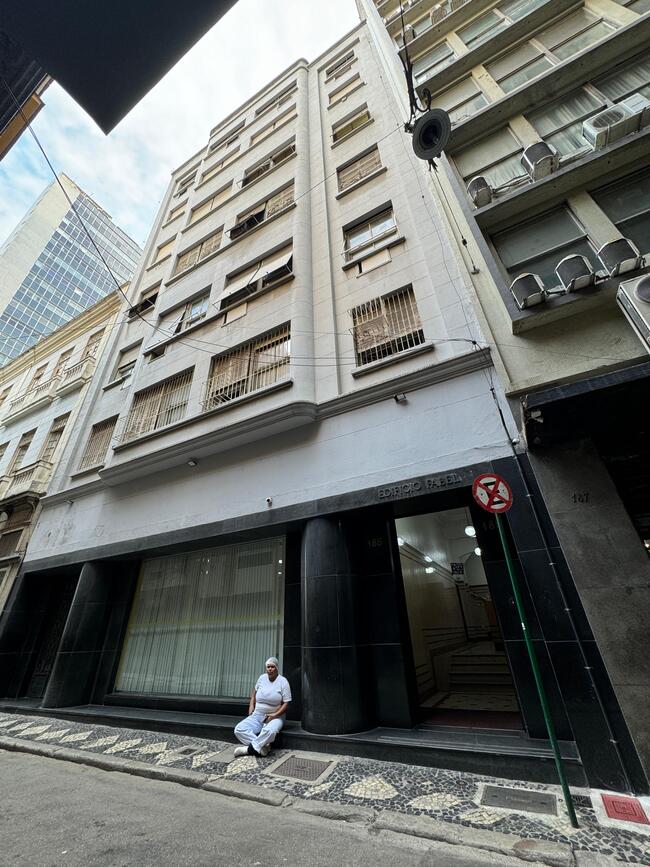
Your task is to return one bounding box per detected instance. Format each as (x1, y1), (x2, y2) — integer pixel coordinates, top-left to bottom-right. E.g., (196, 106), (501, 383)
(1, 710), (649, 864)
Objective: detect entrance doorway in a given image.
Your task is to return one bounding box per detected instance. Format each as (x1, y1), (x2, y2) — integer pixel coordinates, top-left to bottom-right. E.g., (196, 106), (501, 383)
(396, 507), (521, 730)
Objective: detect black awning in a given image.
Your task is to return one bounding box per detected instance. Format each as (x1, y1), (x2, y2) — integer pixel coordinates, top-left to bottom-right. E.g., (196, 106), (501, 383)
(0, 0), (238, 133)
(0, 29), (47, 135)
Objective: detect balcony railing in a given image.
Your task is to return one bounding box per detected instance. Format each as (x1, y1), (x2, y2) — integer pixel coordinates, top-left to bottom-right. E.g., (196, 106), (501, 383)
(0, 460), (53, 499)
(3, 378), (59, 423)
(56, 356), (96, 395)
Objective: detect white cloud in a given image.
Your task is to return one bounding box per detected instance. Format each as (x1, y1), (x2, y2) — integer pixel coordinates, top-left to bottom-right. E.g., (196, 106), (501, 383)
(0, 0), (360, 248)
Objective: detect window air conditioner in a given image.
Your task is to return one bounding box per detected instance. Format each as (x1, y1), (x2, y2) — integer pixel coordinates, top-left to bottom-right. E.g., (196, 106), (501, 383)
(430, 4), (446, 24)
(520, 142), (558, 181)
(619, 93), (650, 131)
(597, 238), (644, 277)
(617, 274), (650, 355)
(467, 175), (492, 207)
(510, 273), (545, 310)
(582, 104), (637, 150)
(555, 254), (595, 292)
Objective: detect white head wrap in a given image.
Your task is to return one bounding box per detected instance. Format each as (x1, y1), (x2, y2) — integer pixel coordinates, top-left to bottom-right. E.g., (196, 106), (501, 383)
(265, 656), (280, 669)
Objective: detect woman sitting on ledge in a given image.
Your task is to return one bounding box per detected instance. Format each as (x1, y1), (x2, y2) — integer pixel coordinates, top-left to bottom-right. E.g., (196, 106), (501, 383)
(234, 657), (291, 758)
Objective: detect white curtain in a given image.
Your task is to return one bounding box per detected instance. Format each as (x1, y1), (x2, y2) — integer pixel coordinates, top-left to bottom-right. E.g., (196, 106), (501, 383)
(115, 537), (285, 698)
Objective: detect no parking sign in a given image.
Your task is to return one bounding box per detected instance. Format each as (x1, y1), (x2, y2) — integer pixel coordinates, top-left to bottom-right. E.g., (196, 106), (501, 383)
(472, 472), (513, 514)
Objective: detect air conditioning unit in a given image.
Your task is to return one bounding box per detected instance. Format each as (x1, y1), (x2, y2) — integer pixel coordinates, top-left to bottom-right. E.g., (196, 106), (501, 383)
(467, 175), (492, 207)
(555, 254), (596, 292)
(510, 273), (545, 310)
(520, 142), (558, 181)
(619, 93), (650, 130)
(617, 274), (650, 354)
(598, 238), (644, 277)
(582, 104), (638, 150)
(430, 4), (446, 24)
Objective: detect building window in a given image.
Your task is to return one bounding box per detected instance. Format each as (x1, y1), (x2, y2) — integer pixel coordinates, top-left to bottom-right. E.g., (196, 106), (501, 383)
(0, 530), (23, 559)
(114, 537), (285, 698)
(491, 207), (599, 286)
(326, 50), (355, 79)
(166, 201), (186, 223)
(201, 148), (240, 184)
(8, 430), (35, 473)
(0, 442), (8, 463)
(593, 52), (650, 103)
(591, 170), (650, 257)
(83, 329), (104, 360)
(122, 370), (194, 443)
(527, 87), (605, 158)
(537, 9), (616, 62)
(329, 74), (363, 106)
(189, 183), (232, 225)
(229, 185), (294, 240)
(459, 10), (509, 50)
(175, 170), (196, 197)
(332, 106), (371, 143)
(174, 293), (210, 333)
(454, 127), (524, 189)
(53, 347), (75, 377)
(40, 414), (69, 464)
(344, 207), (397, 262)
(432, 77), (488, 125)
(209, 121), (245, 155)
(204, 325), (290, 410)
(250, 106), (297, 147)
(412, 42), (456, 86)
(487, 43), (554, 94)
(152, 238), (175, 265)
(351, 286), (424, 366)
(114, 343), (141, 387)
(128, 286), (159, 320)
(78, 416), (118, 471)
(242, 141), (296, 188)
(173, 229), (222, 276)
(337, 147), (382, 193)
(220, 246), (293, 309)
(255, 82), (297, 118)
(28, 364), (48, 391)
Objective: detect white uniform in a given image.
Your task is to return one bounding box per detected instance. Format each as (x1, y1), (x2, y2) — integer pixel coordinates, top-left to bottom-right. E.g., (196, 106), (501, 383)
(234, 674), (292, 753)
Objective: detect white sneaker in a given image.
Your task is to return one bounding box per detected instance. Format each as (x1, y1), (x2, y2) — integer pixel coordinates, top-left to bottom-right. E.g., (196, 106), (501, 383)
(260, 745), (271, 757)
(233, 746), (248, 757)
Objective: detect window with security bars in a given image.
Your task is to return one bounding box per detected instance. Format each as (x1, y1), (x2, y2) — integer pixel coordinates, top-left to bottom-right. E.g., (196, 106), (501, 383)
(351, 287), (424, 366)
(337, 148), (382, 192)
(40, 414), (69, 463)
(122, 370), (193, 442)
(332, 107), (371, 143)
(230, 185), (294, 240)
(173, 229), (222, 275)
(203, 325), (290, 409)
(78, 416), (117, 470)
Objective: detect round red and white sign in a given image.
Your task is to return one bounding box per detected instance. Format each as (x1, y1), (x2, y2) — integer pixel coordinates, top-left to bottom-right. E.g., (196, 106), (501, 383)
(472, 473), (514, 514)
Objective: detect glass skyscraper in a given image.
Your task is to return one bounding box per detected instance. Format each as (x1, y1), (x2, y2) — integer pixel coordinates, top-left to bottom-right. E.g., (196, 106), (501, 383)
(0, 174), (141, 366)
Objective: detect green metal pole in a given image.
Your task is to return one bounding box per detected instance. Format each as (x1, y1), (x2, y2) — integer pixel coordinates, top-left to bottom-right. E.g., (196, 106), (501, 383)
(495, 513), (579, 828)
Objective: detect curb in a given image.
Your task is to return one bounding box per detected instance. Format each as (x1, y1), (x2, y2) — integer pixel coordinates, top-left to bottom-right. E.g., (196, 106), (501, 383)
(0, 735), (627, 866)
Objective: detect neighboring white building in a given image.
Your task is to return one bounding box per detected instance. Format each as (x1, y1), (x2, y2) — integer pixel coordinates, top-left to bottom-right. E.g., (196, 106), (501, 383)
(0, 17), (645, 793)
(0, 291), (120, 617)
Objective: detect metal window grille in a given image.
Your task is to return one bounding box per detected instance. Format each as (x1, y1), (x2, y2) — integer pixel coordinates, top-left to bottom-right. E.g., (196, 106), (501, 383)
(203, 325), (290, 410)
(351, 287), (424, 366)
(266, 184), (295, 216)
(174, 230), (222, 275)
(40, 415), (69, 464)
(333, 109), (371, 142)
(79, 417), (117, 470)
(338, 149), (381, 192)
(121, 370), (193, 443)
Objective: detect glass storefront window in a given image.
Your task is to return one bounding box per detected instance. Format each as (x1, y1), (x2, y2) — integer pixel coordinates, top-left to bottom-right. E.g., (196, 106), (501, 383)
(115, 537), (285, 699)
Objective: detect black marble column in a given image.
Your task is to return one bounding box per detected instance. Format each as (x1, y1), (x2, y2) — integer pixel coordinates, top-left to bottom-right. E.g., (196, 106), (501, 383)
(42, 560), (138, 708)
(301, 517), (369, 734)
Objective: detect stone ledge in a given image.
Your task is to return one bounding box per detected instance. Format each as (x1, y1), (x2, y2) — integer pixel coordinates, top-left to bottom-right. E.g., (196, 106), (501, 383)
(373, 812), (574, 867)
(203, 778), (291, 807)
(292, 798), (375, 823)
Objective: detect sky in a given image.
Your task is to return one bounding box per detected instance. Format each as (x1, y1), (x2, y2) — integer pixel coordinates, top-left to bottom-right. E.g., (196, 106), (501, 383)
(0, 0), (361, 250)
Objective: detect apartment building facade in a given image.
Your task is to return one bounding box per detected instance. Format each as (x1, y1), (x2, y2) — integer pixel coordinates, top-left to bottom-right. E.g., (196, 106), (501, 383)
(0, 19), (645, 792)
(361, 0), (650, 791)
(0, 173), (141, 366)
(0, 291), (120, 624)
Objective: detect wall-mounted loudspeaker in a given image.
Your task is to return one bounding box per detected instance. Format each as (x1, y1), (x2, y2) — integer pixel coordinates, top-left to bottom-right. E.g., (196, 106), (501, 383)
(411, 109), (452, 161)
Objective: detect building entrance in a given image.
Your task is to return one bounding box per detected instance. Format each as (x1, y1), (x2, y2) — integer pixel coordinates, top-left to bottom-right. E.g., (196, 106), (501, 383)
(396, 508), (521, 730)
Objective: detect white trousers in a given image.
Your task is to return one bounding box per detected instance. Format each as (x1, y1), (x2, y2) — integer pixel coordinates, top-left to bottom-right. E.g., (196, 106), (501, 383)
(234, 709), (284, 753)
